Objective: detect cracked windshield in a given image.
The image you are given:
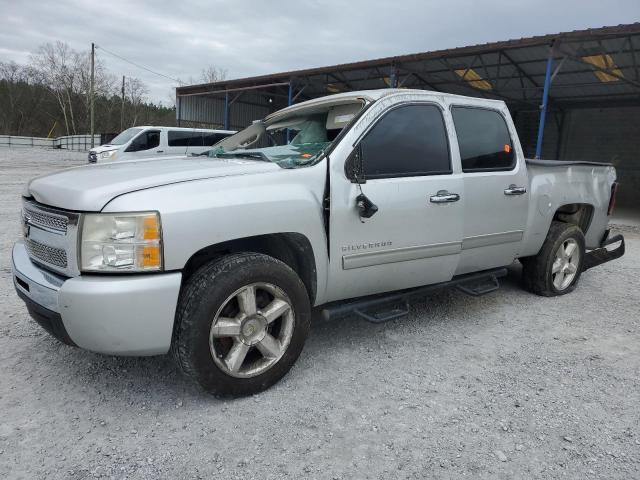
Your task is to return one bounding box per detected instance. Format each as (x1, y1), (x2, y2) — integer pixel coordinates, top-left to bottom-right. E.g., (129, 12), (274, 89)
(207, 102), (363, 167)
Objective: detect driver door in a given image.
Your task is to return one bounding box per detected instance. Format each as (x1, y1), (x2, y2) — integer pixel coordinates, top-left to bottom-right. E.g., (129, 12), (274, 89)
(326, 102), (464, 302)
(126, 129), (163, 159)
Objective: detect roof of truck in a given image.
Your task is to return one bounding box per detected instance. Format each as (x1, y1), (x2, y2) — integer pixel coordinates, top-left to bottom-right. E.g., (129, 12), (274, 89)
(268, 88), (505, 120)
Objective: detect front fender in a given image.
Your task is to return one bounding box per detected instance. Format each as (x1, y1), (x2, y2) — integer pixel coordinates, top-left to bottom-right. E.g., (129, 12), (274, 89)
(102, 163), (330, 303)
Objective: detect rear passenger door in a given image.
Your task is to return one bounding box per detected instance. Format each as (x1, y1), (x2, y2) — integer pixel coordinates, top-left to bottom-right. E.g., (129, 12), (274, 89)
(449, 105), (528, 275)
(327, 102), (464, 301)
(167, 130), (203, 155)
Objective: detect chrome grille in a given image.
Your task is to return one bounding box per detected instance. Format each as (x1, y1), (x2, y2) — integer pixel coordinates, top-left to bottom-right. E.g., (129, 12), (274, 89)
(22, 200), (80, 277)
(23, 205), (68, 233)
(25, 238), (68, 268)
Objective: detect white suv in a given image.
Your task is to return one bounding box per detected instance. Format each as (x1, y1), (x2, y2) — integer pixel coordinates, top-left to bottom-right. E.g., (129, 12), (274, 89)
(88, 126), (235, 163)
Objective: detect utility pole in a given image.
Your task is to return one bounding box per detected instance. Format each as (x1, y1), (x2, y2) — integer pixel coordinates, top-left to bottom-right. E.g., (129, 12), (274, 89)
(120, 75), (125, 131)
(90, 42), (95, 148)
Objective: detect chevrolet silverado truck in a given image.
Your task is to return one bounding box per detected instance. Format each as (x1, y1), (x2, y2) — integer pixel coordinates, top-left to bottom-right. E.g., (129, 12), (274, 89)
(12, 89), (625, 396)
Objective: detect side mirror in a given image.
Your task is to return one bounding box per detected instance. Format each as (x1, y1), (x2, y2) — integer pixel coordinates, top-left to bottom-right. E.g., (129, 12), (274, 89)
(356, 193), (378, 219)
(345, 144), (366, 184)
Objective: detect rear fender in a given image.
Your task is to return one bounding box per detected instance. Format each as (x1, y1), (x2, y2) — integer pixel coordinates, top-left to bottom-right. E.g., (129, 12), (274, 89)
(520, 164), (616, 256)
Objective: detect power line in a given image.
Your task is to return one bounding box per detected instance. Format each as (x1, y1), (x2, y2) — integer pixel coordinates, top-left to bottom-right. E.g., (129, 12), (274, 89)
(95, 44), (183, 85)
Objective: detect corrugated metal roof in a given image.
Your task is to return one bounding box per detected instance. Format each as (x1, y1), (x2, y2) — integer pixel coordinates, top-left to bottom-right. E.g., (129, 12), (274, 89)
(177, 23), (640, 112)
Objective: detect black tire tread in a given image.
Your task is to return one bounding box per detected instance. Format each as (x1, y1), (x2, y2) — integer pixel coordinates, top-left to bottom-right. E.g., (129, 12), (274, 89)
(171, 252), (310, 396)
(521, 221), (585, 297)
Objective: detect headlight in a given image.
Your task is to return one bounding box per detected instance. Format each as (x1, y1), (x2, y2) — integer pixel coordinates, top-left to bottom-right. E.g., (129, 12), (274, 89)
(80, 212), (163, 272)
(100, 150), (117, 160)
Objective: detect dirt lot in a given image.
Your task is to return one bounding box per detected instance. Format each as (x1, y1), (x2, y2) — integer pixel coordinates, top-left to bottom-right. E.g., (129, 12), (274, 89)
(0, 147), (639, 479)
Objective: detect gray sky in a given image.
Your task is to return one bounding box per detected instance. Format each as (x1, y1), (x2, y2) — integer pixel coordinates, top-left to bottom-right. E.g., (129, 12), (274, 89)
(2, 0), (639, 103)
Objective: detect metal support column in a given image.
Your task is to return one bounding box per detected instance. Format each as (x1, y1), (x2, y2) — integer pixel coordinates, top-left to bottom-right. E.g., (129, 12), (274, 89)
(390, 65), (398, 88)
(176, 95), (181, 127)
(535, 44), (555, 159)
(90, 42), (95, 148)
(224, 91), (230, 130)
(287, 80), (294, 143)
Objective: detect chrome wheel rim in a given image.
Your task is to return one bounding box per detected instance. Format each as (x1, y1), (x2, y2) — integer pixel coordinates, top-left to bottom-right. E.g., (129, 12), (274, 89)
(552, 238), (580, 291)
(209, 282), (295, 378)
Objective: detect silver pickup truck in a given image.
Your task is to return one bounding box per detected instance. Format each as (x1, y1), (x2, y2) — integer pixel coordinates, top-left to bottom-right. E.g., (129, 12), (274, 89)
(12, 89), (624, 396)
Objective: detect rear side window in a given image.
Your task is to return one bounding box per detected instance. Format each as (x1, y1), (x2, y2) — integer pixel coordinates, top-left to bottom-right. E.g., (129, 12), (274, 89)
(168, 131), (232, 147)
(202, 132), (231, 146)
(360, 104), (450, 178)
(168, 131), (204, 147)
(451, 107), (515, 172)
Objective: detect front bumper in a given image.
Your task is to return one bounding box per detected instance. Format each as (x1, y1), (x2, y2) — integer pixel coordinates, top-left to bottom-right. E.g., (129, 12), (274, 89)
(12, 241), (182, 356)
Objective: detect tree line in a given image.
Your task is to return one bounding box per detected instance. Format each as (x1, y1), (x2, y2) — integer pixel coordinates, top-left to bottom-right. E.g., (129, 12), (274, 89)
(0, 41), (219, 138)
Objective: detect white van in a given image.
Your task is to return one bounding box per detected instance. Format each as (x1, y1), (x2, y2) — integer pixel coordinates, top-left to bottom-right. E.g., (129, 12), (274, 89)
(88, 126), (236, 163)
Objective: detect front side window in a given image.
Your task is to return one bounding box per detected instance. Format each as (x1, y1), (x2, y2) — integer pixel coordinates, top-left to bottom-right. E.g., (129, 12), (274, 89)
(359, 104), (451, 178)
(451, 107), (515, 172)
(129, 130), (160, 151)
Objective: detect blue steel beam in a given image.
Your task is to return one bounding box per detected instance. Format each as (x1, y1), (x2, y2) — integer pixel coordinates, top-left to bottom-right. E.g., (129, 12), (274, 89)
(535, 45), (555, 159)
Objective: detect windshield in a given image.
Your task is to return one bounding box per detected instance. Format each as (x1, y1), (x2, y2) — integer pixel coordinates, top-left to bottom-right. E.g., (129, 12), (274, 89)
(108, 127), (143, 146)
(206, 101), (364, 168)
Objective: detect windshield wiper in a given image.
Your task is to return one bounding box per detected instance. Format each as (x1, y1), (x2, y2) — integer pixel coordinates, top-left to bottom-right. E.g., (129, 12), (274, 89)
(216, 152), (270, 162)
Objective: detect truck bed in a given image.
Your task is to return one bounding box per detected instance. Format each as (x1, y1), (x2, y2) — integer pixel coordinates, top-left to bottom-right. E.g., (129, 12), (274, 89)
(522, 158), (617, 253)
(526, 158), (613, 167)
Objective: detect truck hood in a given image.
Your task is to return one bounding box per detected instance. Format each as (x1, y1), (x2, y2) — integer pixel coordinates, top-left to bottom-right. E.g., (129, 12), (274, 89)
(89, 145), (119, 154)
(26, 156), (280, 211)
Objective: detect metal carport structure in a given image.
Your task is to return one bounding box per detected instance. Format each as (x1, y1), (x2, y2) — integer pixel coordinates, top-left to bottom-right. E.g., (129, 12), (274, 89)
(176, 23), (640, 209)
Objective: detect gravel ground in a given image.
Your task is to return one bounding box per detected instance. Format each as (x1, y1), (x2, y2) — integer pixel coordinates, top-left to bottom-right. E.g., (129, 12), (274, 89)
(1, 147), (639, 479)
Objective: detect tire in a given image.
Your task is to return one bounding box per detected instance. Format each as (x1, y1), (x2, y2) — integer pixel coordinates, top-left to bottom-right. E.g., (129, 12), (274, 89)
(521, 221), (585, 297)
(171, 252), (311, 396)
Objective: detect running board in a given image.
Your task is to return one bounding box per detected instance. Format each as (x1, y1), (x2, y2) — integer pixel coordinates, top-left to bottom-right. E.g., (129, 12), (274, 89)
(354, 301), (409, 324)
(456, 275), (501, 296)
(321, 268), (508, 323)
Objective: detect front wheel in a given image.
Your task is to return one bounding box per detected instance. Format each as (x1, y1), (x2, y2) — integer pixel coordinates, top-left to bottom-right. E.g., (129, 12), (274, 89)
(172, 253), (311, 396)
(521, 221), (585, 296)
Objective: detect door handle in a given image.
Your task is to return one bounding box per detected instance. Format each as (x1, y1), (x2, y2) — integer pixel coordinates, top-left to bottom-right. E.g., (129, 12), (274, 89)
(430, 190), (460, 203)
(504, 184), (526, 195)
(156, 150), (164, 153)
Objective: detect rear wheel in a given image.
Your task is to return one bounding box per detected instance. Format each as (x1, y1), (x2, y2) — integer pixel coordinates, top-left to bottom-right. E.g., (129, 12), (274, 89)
(521, 221), (585, 296)
(172, 253), (311, 396)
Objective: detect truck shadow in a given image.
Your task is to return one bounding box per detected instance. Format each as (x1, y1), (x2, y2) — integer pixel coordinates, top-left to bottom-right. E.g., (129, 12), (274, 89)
(303, 262), (526, 360)
(32, 263), (527, 403)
